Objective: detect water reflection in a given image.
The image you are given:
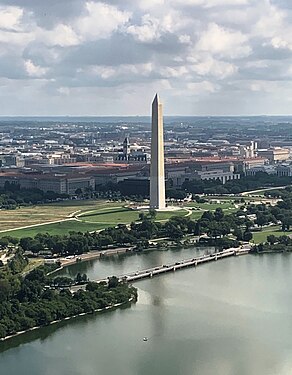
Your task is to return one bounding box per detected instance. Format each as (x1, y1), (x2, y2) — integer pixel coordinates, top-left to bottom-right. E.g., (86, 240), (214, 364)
(2, 252), (292, 375)
(57, 246), (209, 281)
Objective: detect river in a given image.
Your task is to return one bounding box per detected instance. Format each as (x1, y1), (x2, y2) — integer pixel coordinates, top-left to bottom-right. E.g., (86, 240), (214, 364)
(1, 247), (292, 375)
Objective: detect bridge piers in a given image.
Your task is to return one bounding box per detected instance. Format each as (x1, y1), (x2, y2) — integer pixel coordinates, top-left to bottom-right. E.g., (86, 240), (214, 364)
(91, 247), (251, 285)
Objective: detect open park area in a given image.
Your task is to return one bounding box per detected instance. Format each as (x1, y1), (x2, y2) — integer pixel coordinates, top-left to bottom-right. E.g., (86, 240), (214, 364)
(0, 200), (189, 238)
(252, 226), (292, 244)
(0, 198), (240, 238)
(0, 194), (282, 240)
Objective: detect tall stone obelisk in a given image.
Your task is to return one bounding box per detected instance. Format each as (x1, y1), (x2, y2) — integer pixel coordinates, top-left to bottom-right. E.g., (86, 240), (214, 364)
(150, 94), (166, 209)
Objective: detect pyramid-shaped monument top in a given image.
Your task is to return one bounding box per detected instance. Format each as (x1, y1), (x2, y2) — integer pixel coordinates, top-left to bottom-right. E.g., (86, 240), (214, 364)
(153, 93), (161, 105)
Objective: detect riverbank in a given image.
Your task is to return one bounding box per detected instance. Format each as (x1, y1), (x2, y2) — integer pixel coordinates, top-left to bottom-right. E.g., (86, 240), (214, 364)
(47, 246), (138, 276)
(48, 238), (200, 276)
(0, 295), (136, 343)
(251, 249), (292, 254)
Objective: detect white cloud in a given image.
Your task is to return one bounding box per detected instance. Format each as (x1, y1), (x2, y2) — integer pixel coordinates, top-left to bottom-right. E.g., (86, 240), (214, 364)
(196, 23), (251, 58)
(0, 29), (33, 47)
(127, 15), (161, 42)
(25, 60), (48, 77)
(90, 63), (154, 79)
(249, 80), (280, 93)
(126, 12), (182, 42)
(254, 2), (285, 38)
(170, 0), (249, 8)
(190, 56), (237, 78)
(39, 24), (80, 47)
(0, 0), (292, 115)
(0, 5), (23, 30)
(187, 80), (218, 93)
(77, 2), (130, 41)
(159, 66), (188, 78)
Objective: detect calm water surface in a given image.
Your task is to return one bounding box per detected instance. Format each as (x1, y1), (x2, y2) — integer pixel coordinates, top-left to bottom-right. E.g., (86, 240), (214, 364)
(1, 249), (292, 375)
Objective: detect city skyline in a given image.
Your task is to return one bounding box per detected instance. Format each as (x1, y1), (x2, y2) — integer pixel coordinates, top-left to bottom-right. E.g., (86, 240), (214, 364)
(1, 1), (292, 116)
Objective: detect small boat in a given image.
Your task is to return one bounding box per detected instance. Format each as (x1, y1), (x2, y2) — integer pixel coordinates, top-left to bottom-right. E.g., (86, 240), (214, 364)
(143, 337), (148, 342)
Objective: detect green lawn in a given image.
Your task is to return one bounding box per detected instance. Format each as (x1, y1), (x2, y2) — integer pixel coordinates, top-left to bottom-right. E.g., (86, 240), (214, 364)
(186, 201), (233, 209)
(1, 220), (111, 238)
(247, 187), (286, 197)
(0, 200), (122, 231)
(0, 207), (189, 238)
(0, 197), (249, 239)
(252, 226), (292, 244)
(78, 207), (141, 224)
(78, 207), (188, 224)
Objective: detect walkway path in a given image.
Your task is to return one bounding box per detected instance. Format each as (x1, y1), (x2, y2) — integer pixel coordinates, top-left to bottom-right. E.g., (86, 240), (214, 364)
(0, 217), (78, 234)
(241, 186), (287, 196)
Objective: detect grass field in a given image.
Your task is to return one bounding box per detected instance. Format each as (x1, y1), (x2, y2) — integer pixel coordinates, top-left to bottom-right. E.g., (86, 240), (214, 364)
(22, 258), (44, 274)
(246, 187), (286, 197)
(78, 207), (187, 224)
(187, 202), (234, 210)
(252, 226), (292, 244)
(0, 204), (188, 238)
(0, 198), (247, 239)
(0, 200), (123, 231)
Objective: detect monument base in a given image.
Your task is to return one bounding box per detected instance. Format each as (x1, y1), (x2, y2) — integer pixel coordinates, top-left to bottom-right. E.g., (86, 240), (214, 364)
(133, 205), (183, 212)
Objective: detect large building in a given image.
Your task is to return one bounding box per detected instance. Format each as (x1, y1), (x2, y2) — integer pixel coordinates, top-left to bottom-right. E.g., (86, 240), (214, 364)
(0, 172), (95, 195)
(115, 137), (149, 164)
(257, 147), (290, 163)
(150, 94), (166, 209)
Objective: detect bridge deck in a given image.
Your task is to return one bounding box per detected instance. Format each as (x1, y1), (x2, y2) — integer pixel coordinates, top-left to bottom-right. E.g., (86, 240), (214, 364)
(93, 246), (251, 284)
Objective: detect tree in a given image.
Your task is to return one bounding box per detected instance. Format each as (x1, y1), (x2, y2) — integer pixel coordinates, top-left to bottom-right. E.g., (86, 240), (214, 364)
(0, 280), (11, 302)
(108, 276), (119, 288)
(75, 188), (83, 196)
(0, 237), (9, 248)
(194, 221), (201, 236)
(149, 209), (157, 221)
(75, 273), (83, 284)
(267, 235), (277, 245)
(234, 227), (243, 241)
(214, 208), (224, 221)
(255, 213), (268, 228)
(201, 211), (215, 221)
(139, 212), (146, 221)
(243, 231), (253, 242)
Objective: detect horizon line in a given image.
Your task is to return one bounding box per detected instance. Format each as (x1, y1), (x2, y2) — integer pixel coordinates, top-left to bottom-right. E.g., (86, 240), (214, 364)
(1, 114), (292, 118)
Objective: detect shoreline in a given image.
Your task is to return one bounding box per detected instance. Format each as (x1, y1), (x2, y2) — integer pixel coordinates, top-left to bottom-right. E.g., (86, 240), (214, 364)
(251, 249), (292, 254)
(0, 296), (135, 343)
(47, 240), (220, 276)
(47, 247), (136, 275)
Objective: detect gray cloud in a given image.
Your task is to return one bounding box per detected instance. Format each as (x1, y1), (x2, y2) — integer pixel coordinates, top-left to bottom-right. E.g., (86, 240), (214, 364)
(0, 0), (292, 115)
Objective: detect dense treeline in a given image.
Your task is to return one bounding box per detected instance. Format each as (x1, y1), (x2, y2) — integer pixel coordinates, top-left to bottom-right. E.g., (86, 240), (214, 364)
(95, 172), (292, 200)
(243, 186), (292, 231)
(252, 235), (292, 253)
(182, 172), (292, 195)
(15, 208), (253, 256)
(0, 257), (137, 339)
(194, 208), (252, 247)
(0, 182), (69, 209)
(18, 215), (197, 255)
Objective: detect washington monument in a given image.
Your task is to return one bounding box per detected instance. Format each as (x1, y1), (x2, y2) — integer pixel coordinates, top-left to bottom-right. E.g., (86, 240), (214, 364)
(150, 94), (166, 209)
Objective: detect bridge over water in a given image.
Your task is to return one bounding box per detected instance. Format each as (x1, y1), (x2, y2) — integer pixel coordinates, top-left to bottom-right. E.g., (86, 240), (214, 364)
(93, 245), (251, 284)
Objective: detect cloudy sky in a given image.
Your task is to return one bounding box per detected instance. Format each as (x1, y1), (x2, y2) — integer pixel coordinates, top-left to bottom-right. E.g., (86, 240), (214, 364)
(1, 0), (292, 116)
